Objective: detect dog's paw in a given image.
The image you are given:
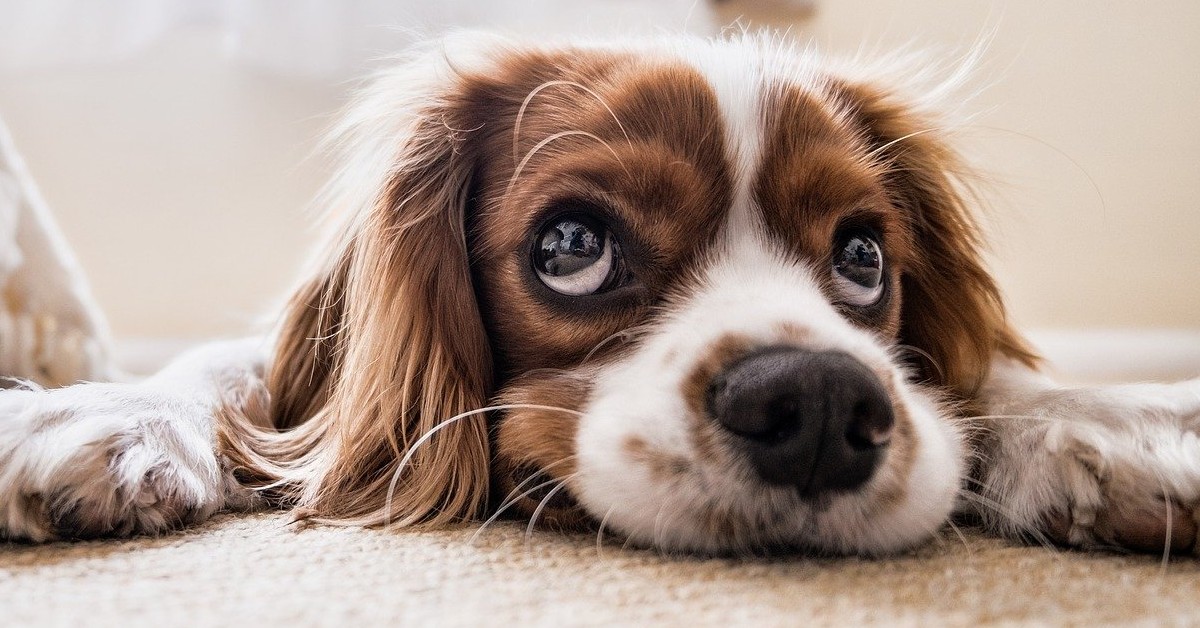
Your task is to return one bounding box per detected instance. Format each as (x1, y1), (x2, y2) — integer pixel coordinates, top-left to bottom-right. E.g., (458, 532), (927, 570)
(0, 383), (249, 541)
(974, 379), (1200, 555)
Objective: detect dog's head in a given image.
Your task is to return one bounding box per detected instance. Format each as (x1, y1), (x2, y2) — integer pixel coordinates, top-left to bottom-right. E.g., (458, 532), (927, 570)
(257, 33), (1034, 555)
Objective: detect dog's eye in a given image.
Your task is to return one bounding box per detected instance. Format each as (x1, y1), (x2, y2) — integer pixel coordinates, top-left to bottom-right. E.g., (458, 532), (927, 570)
(832, 230), (884, 307)
(533, 215), (624, 296)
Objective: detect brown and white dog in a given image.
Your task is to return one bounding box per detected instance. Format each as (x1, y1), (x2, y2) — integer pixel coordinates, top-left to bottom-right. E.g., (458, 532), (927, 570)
(2, 33), (1198, 556)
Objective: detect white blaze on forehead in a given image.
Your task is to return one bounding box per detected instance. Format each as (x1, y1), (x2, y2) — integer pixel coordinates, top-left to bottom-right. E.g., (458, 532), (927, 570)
(672, 37), (824, 245)
(684, 43), (765, 205)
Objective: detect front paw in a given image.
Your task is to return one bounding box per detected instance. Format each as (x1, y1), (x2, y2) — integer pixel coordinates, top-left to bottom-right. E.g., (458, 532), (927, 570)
(0, 385), (240, 541)
(975, 381), (1200, 555)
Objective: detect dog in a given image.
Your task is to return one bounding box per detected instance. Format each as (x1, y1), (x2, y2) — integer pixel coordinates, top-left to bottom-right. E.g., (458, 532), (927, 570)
(1, 33), (1198, 556)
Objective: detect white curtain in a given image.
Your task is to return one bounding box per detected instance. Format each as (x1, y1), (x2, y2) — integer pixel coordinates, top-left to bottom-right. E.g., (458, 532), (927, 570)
(0, 0), (742, 78)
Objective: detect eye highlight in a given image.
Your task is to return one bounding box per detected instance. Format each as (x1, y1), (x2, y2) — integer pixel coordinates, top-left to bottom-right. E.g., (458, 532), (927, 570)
(832, 229), (884, 307)
(533, 214), (625, 296)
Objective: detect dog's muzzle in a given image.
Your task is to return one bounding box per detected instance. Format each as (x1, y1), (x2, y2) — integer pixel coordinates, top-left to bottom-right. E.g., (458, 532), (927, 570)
(706, 347), (895, 497)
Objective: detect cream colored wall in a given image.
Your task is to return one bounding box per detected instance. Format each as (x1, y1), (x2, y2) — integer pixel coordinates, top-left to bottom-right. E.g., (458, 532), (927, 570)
(1, 2), (1197, 340)
(726, 1), (1200, 330)
(1, 30), (340, 339)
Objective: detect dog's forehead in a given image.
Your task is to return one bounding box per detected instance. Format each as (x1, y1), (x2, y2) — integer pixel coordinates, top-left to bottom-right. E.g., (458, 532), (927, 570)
(678, 43), (891, 253)
(469, 43), (885, 261)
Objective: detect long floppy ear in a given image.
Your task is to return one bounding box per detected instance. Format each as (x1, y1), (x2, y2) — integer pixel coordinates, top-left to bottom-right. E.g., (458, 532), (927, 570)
(833, 80), (1038, 400)
(220, 42), (496, 527)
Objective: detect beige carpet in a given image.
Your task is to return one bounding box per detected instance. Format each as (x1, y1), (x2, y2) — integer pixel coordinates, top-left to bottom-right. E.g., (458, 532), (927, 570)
(2, 512), (1197, 626)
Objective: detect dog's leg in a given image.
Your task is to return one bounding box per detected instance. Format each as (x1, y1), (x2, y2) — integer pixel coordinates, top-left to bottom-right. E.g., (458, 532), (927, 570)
(971, 358), (1200, 555)
(0, 338), (268, 541)
(0, 117), (115, 387)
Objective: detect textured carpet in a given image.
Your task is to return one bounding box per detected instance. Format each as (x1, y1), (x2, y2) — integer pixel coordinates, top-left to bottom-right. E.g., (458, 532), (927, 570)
(3, 512), (1197, 626)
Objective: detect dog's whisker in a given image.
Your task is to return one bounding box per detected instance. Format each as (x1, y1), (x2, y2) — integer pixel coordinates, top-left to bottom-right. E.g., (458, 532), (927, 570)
(523, 474), (577, 543)
(470, 475), (567, 546)
(469, 455), (578, 544)
(964, 414), (1056, 424)
(498, 455), (578, 513)
(513, 80), (633, 167)
(505, 130), (629, 199)
(595, 505), (618, 558)
(865, 127), (945, 162)
(957, 488), (1059, 555)
(945, 519), (974, 557)
(892, 343), (945, 381)
(965, 124), (1109, 217)
(383, 404), (584, 529)
(1144, 462), (1175, 575)
(581, 324), (652, 364)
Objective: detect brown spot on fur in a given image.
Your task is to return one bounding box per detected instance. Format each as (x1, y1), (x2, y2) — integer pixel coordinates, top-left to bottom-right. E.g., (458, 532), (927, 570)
(755, 84), (910, 338)
(773, 322), (813, 345)
(1095, 498), (1197, 554)
(623, 436), (691, 479)
(680, 334), (755, 466)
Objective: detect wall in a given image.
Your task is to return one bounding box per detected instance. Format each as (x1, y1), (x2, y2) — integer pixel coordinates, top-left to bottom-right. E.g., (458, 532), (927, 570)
(1, 1), (1196, 341)
(727, 1), (1200, 331)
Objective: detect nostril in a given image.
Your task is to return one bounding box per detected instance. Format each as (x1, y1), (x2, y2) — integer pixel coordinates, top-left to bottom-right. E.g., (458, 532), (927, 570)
(845, 399), (894, 451)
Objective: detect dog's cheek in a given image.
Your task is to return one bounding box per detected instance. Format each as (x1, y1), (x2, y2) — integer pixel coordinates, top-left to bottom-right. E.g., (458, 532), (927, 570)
(491, 373), (596, 530)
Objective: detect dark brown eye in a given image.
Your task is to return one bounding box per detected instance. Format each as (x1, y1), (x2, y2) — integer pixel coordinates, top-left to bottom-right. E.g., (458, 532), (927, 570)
(833, 230), (884, 307)
(533, 215), (622, 296)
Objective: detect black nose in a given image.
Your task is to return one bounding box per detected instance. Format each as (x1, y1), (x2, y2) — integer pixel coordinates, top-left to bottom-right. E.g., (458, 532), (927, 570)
(706, 347), (894, 498)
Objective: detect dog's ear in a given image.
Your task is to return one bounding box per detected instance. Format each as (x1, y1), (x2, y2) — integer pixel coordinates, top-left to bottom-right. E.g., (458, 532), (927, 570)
(833, 81), (1038, 400)
(222, 44), (498, 527)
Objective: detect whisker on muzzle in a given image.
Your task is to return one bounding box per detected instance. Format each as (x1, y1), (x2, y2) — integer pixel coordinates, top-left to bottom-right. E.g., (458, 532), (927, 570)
(582, 324), (653, 364)
(383, 404), (584, 530)
(524, 473), (579, 543)
(892, 343), (945, 382)
(595, 505), (618, 558)
(469, 454), (577, 545)
(956, 481), (1060, 555)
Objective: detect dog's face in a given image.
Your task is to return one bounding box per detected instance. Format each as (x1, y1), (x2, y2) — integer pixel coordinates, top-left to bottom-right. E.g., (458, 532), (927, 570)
(265, 34), (1030, 556)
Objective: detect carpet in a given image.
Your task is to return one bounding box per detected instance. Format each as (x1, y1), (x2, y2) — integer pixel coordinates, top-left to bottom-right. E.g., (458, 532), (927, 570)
(3, 512), (1197, 626)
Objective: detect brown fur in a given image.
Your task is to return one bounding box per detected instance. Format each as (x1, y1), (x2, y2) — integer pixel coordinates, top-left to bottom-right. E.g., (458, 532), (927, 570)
(826, 82), (1038, 399)
(213, 39), (1037, 535)
(219, 83), (496, 526)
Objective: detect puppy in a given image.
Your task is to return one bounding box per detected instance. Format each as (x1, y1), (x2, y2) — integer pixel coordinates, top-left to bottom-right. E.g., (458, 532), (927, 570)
(1, 33), (1198, 555)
